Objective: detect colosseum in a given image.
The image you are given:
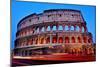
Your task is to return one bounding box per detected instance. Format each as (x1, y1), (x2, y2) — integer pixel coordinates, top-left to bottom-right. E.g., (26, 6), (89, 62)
(14, 9), (95, 57)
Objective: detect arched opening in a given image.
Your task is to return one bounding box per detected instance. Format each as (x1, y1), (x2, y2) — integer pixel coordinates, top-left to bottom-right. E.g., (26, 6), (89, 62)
(47, 26), (51, 31)
(29, 39), (33, 45)
(29, 28), (32, 34)
(65, 25), (68, 31)
(72, 37), (75, 43)
(41, 38), (44, 44)
(22, 51), (24, 56)
(36, 28), (39, 33)
(70, 26), (74, 31)
(65, 37), (69, 43)
(58, 25), (63, 31)
(26, 30), (29, 35)
(82, 26), (84, 32)
(46, 37), (50, 44)
(25, 50), (27, 56)
(83, 37), (87, 43)
(88, 38), (91, 43)
(52, 26), (57, 31)
(76, 26), (80, 32)
(58, 37), (63, 43)
(77, 37), (82, 43)
(21, 31), (23, 36)
(36, 39), (38, 44)
(41, 27), (45, 32)
(26, 40), (28, 45)
(24, 30), (26, 36)
(27, 40), (29, 45)
(52, 36), (57, 43)
(20, 41), (22, 46)
(24, 40), (27, 46)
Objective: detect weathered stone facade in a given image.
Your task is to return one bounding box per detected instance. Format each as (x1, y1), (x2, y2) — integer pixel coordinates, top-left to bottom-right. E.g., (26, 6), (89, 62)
(14, 9), (95, 56)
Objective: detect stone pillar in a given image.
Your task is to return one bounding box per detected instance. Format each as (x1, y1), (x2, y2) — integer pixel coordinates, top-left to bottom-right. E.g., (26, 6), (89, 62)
(57, 36), (58, 44)
(37, 35), (39, 45)
(16, 50), (19, 56)
(50, 34), (52, 45)
(63, 25), (65, 32)
(74, 25), (76, 31)
(39, 27), (42, 33)
(19, 50), (21, 56)
(69, 36), (71, 44)
(44, 36), (47, 44)
(34, 27), (36, 34)
(81, 36), (84, 44)
(68, 25), (70, 31)
(75, 36), (77, 43)
(56, 25), (58, 31)
(45, 26), (47, 32)
(27, 50), (29, 56)
(21, 50), (23, 56)
(35, 27), (37, 33)
(79, 26), (82, 32)
(50, 25), (53, 32)
(32, 38), (34, 44)
(63, 36), (65, 44)
(20, 50), (22, 56)
(43, 36), (46, 44)
(23, 50), (25, 56)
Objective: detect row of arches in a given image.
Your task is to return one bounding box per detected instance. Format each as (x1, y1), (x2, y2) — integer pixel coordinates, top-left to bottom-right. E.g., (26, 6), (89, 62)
(36, 25), (86, 33)
(37, 36), (91, 44)
(16, 36), (92, 47)
(17, 25), (87, 38)
(14, 45), (95, 56)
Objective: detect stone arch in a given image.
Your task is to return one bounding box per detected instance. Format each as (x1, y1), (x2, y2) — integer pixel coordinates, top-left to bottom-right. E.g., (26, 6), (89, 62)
(24, 30), (27, 35)
(77, 37), (82, 43)
(82, 26), (85, 32)
(26, 29), (29, 35)
(36, 27), (39, 33)
(40, 37), (44, 44)
(65, 25), (69, 31)
(65, 37), (69, 43)
(25, 50), (27, 56)
(58, 25), (63, 31)
(46, 37), (50, 44)
(76, 25), (80, 32)
(83, 36), (87, 43)
(35, 38), (38, 44)
(88, 38), (92, 43)
(22, 50), (24, 56)
(52, 25), (57, 31)
(52, 36), (57, 43)
(27, 39), (30, 45)
(58, 37), (63, 43)
(41, 27), (45, 32)
(47, 26), (51, 31)
(29, 38), (33, 45)
(70, 25), (74, 31)
(29, 28), (32, 34)
(72, 37), (75, 43)
(32, 38), (34, 44)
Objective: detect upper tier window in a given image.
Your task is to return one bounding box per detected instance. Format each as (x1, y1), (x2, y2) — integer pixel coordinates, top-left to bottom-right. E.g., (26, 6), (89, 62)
(58, 25), (63, 30)
(52, 26), (57, 31)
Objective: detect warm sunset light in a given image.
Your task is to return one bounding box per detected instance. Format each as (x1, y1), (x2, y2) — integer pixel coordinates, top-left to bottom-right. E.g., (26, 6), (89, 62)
(12, 1), (96, 66)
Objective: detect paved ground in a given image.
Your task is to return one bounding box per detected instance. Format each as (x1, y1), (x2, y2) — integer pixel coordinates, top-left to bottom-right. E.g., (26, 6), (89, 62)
(12, 54), (96, 67)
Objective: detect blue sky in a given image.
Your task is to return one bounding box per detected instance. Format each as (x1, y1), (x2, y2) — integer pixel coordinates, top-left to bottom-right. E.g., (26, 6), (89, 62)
(12, 0), (96, 49)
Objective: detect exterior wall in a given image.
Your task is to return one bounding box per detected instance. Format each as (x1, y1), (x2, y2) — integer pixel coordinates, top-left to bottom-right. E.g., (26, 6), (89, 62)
(17, 10), (84, 30)
(14, 9), (94, 56)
